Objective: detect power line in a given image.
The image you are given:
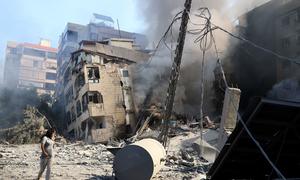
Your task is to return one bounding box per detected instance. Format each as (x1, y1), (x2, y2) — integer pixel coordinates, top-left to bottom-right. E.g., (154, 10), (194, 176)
(234, 105), (287, 180)
(216, 33), (288, 180)
(135, 11), (183, 73)
(189, 7), (287, 179)
(188, 8), (300, 66)
(160, 0), (192, 147)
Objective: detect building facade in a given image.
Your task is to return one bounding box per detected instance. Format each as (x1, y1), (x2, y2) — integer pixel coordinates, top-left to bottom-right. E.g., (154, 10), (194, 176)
(232, 0), (300, 107)
(56, 14), (148, 99)
(53, 14), (149, 132)
(237, 0), (300, 80)
(274, 0), (300, 80)
(63, 40), (149, 143)
(3, 40), (57, 95)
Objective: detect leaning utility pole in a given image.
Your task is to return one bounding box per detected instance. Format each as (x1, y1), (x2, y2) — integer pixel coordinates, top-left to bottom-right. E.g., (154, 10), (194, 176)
(159, 0), (192, 147)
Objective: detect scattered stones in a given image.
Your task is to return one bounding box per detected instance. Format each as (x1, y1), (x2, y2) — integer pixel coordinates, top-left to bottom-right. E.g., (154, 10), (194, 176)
(180, 149), (194, 162)
(179, 160), (194, 167)
(0, 140), (9, 145)
(0, 125), (215, 179)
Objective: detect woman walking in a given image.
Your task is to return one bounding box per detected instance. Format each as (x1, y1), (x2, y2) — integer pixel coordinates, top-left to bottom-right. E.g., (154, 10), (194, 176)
(37, 128), (56, 180)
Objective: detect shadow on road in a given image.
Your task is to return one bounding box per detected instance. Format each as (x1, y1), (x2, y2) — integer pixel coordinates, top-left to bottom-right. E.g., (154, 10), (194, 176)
(85, 174), (114, 180)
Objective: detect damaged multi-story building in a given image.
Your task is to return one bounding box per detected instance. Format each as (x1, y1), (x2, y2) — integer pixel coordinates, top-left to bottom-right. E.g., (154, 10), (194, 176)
(56, 13), (147, 99)
(53, 13), (148, 132)
(3, 39), (57, 95)
(63, 40), (149, 143)
(232, 0), (300, 108)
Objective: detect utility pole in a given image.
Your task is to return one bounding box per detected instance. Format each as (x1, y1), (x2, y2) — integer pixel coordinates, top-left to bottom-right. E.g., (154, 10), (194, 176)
(160, 0), (192, 147)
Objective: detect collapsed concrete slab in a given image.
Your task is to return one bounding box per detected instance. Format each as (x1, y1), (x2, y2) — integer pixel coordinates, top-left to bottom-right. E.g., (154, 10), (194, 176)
(217, 87), (241, 151)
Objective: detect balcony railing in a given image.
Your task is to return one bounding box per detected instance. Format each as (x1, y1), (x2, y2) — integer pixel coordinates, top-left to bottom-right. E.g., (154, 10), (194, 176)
(88, 103), (105, 117)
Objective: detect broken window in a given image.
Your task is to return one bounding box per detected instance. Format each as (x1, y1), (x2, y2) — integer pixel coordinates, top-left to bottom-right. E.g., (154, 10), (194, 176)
(122, 70), (129, 77)
(46, 62), (57, 70)
(94, 118), (106, 129)
(88, 91), (103, 104)
(47, 52), (57, 59)
(19, 80), (44, 88)
(69, 130), (75, 138)
(103, 58), (109, 64)
(76, 100), (82, 117)
(66, 111), (71, 124)
(24, 48), (46, 58)
(75, 73), (85, 91)
(71, 106), (76, 121)
(66, 30), (78, 42)
(74, 53), (80, 64)
(82, 93), (88, 112)
(87, 67), (100, 83)
(99, 123), (103, 128)
(46, 72), (56, 80)
(82, 91), (103, 104)
(97, 121), (105, 129)
(81, 121), (87, 132)
(82, 91), (103, 110)
(45, 83), (55, 91)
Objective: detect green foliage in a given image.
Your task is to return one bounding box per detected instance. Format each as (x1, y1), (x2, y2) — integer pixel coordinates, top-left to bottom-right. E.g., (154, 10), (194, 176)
(0, 87), (51, 129)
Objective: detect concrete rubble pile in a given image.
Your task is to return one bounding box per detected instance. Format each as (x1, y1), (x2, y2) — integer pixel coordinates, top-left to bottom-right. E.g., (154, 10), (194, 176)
(110, 118), (218, 180)
(55, 142), (114, 167)
(0, 141), (115, 179)
(0, 104), (221, 178)
(0, 130), (214, 179)
(0, 116), (219, 180)
(155, 126), (218, 180)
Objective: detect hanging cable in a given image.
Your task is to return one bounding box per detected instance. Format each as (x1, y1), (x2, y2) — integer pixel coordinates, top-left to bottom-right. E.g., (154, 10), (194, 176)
(188, 9), (300, 66)
(188, 7), (287, 179)
(135, 11), (183, 73)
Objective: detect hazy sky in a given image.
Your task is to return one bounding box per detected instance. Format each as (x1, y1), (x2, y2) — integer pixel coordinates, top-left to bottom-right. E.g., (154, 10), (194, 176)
(0, 0), (145, 78)
(0, 0), (270, 83)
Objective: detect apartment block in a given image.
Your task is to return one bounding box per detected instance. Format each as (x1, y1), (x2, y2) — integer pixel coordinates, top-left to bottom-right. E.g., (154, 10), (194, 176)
(231, 0), (300, 107)
(63, 40), (149, 143)
(56, 14), (148, 99)
(3, 39), (57, 95)
(54, 14), (148, 132)
(237, 0), (300, 81)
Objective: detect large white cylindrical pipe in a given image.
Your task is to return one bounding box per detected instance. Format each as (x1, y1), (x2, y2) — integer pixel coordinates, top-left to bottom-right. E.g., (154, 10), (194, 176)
(113, 138), (166, 180)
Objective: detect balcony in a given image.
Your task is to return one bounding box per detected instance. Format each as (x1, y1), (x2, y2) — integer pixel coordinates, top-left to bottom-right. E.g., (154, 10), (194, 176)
(88, 103), (105, 117)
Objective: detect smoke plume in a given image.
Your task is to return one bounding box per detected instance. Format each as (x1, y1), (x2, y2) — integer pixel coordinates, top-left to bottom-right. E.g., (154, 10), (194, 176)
(267, 75), (300, 102)
(133, 0), (270, 117)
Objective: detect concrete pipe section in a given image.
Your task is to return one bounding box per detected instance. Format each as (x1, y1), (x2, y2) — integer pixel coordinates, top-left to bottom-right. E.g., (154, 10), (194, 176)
(113, 138), (166, 180)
